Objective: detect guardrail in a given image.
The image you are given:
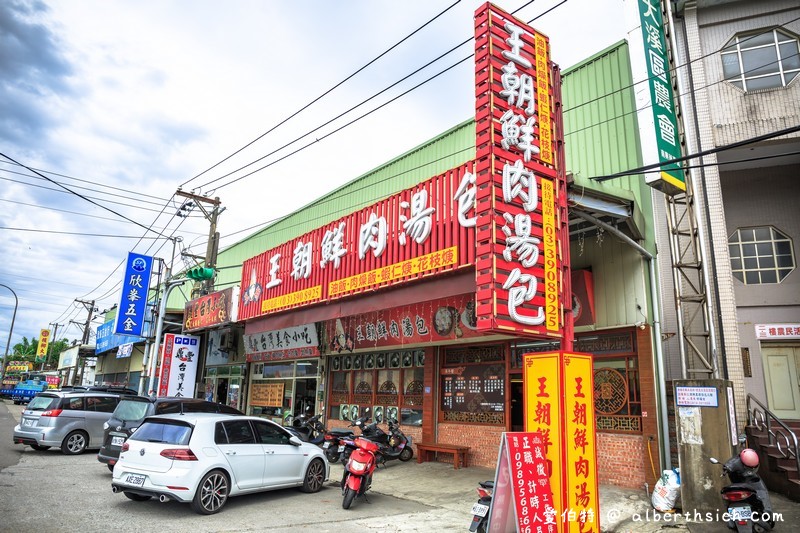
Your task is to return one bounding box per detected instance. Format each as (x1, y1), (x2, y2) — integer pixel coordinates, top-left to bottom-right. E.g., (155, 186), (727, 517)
(747, 393), (800, 477)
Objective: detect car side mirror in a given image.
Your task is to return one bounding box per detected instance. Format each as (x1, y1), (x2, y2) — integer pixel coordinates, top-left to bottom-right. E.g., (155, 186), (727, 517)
(288, 435), (303, 446)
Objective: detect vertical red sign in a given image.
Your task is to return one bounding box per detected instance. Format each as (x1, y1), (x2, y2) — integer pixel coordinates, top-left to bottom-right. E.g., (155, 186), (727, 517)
(473, 2), (567, 339)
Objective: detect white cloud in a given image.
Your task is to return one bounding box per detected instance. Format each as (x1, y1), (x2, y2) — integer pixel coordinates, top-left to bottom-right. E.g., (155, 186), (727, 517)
(0, 0), (625, 352)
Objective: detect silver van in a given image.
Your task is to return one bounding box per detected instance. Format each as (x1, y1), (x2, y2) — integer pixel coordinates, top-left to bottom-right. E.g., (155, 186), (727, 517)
(13, 390), (131, 454)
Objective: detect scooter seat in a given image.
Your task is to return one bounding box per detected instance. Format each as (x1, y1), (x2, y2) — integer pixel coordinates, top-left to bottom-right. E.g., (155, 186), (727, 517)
(330, 428), (355, 436)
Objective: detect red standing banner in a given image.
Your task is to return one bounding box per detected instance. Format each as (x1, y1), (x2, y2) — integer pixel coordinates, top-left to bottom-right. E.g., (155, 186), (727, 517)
(488, 432), (556, 533)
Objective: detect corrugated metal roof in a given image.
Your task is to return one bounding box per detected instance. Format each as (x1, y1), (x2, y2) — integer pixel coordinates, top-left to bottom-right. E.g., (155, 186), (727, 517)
(182, 40), (654, 304)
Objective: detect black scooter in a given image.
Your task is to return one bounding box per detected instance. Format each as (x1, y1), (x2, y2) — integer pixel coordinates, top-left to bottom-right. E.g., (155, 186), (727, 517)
(468, 480), (494, 532)
(360, 416), (414, 463)
(709, 445), (775, 533)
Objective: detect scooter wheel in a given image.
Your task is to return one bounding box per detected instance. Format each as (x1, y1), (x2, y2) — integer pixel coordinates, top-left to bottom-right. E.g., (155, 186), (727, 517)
(325, 448), (340, 464)
(343, 487), (356, 509)
(399, 447), (414, 462)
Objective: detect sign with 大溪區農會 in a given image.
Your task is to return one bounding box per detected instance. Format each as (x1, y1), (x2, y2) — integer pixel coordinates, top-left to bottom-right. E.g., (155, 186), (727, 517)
(638, 0), (685, 194)
(114, 252), (154, 337)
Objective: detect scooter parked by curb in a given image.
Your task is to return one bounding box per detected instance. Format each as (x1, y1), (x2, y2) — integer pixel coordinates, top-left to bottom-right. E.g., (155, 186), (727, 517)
(341, 436), (381, 509)
(469, 480), (494, 532)
(709, 445), (775, 532)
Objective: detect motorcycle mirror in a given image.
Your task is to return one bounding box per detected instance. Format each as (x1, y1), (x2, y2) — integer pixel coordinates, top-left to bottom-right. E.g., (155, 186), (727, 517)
(709, 457), (719, 464)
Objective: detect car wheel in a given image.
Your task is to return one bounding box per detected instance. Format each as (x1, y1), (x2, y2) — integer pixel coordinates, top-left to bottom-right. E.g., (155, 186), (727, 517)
(61, 431), (88, 455)
(30, 444), (51, 451)
(123, 492), (151, 502)
(342, 486), (356, 509)
(107, 464), (115, 472)
(301, 459), (325, 493)
(191, 470), (229, 515)
(399, 447), (414, 462)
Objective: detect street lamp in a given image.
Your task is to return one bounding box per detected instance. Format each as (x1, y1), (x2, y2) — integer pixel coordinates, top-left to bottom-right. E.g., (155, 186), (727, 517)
(0, 283), (18, 380)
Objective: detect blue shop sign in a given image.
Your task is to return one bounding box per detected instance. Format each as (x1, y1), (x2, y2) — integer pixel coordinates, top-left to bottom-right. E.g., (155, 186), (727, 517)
(96, 320), (145, 354)
(114, 252), (154, 337)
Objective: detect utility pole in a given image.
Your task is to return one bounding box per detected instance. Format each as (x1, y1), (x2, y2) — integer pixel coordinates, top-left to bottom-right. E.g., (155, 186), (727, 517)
(74, 299), (96, 385)
(176, 189), (223, 297)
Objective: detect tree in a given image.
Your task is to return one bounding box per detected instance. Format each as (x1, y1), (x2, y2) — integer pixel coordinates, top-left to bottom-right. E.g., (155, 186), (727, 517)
(12, 337), (37, 363)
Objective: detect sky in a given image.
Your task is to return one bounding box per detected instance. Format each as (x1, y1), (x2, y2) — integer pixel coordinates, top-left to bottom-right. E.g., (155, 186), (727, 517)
(0, 0), (628, 358)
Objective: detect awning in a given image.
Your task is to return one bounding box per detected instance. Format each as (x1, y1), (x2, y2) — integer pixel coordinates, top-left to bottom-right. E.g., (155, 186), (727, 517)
(244, 270), (475, 336)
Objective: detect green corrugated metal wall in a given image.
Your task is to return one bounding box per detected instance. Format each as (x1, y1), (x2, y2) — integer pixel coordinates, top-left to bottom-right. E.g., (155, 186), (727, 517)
(173, 40), (656, 327)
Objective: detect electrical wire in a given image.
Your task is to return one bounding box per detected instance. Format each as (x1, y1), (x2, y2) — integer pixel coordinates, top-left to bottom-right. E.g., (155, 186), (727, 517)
(183, 0), (466, 188)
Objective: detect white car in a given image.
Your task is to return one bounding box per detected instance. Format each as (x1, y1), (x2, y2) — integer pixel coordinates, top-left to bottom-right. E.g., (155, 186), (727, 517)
(111, 413), (329, 514)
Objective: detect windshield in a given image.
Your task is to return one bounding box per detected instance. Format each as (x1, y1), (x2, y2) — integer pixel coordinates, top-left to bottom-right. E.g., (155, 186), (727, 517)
(113, 400), (151, 422)
(27, 395), (59, 411)
(130, 420), (192, 445)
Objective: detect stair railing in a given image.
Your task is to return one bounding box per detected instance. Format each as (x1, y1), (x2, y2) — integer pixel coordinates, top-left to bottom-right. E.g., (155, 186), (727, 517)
(747, 393), (800, 476)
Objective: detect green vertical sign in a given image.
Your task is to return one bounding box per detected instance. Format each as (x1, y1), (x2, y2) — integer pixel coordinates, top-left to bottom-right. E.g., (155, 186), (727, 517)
(638, 0), (685, 193)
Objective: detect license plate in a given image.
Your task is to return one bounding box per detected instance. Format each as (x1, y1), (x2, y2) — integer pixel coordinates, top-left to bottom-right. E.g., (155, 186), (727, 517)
(338, 445), (345, 452)
(322, 442), (330, 449)
(111, 436), (125, 447)
(471, 503), (489, 517)
(728, 506), (751, 521)
(23, 419), (35, 427)
(125, 474), (146, 487)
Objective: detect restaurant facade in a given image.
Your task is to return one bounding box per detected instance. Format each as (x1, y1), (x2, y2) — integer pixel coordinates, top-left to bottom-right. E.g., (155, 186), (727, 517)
(171, 5), (665, 491)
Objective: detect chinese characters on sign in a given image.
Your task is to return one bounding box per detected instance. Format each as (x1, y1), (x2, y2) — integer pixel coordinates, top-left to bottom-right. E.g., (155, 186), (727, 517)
(638, 0), (685, 194)
(474, 3), (565, 339)
(488, 432), (556, 533)
(755, 323), (800, 339)
(675, 386), (719, 407)
(563, 354), (599, 533)
(524, 352), (599, 533)
(114, 252), (154, 337)
(183, 287), (240, 332)
(35, 328), (50, 363)
(244, 323), (320, 362)
(158, 333), (200, 398)
(239, 164), (476, 320)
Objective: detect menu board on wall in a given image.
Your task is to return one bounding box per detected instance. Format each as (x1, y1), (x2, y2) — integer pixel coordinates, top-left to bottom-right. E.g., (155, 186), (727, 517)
(250, 382), (285, 407)
(440, 363), (505, 415)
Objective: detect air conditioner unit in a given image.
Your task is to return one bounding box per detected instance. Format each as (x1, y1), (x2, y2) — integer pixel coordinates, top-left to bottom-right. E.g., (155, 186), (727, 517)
(218, 330), (236, 353)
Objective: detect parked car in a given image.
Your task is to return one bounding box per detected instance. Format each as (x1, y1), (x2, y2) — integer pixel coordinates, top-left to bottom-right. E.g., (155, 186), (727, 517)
(111, 413), (329, 514)
(13, 390), (130, 454)
(98, 396), (242, 471)
(61, 385), (139, 395)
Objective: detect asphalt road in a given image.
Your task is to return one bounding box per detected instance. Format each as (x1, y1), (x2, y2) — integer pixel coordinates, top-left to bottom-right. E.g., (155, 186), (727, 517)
(0, 399), (473, 532)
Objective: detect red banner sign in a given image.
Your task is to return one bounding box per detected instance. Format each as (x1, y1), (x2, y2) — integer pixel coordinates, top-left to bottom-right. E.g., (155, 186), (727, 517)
(240, 163), (476, 320)
(324, 294), (482, 352)
(488, 432), (556, 533)
(473, 3), (567, 339)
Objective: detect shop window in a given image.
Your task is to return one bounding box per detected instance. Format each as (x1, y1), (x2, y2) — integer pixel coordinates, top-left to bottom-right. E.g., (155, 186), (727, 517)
(510, 334), (643, 434)
(440, 345), (505, 426)
(722, 28), (800, 91)
(328, 349), (424, 426)
(729, 226), (795, 284)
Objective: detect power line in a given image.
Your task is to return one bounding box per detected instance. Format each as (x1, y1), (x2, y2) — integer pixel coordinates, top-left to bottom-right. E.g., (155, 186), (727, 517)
(0, 226), (168, 238)
(0, 161), (171, 202)
(193, 0), (551, 193)
(0, 151), (172, 238)
(591, 124), (800, 182)
(182, 0), (466, 189)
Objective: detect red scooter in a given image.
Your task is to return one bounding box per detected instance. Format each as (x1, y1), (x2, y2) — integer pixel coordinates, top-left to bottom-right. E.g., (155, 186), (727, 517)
(341, 436), (381, 509)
